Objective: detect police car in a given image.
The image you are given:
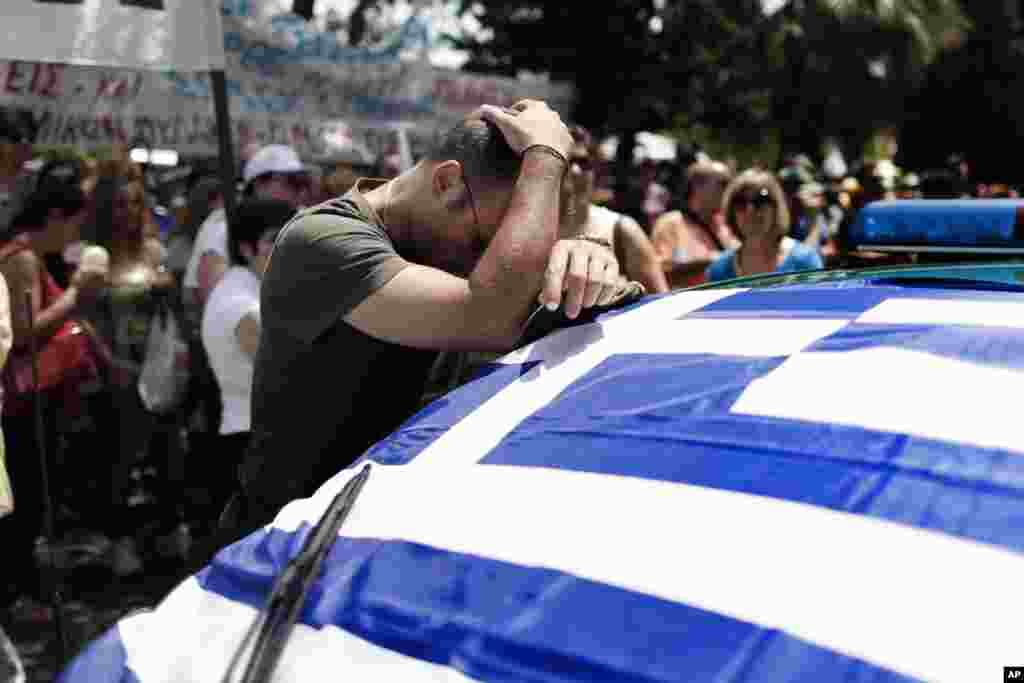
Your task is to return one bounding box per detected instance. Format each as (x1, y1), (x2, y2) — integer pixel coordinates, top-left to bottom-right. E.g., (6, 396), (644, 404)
(61, 201), (1024, 683)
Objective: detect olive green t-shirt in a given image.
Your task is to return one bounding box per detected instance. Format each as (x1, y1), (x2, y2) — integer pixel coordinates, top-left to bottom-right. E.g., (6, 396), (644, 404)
(241, 183), (438, 511)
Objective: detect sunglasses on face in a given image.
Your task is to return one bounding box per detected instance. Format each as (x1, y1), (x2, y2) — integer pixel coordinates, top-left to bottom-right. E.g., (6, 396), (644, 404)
(734, 187), (775, 211)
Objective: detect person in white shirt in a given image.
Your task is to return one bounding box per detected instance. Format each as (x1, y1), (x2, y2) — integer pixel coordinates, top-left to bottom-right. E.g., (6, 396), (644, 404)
(182, 196), (226, 309)
(200, 198), (295, 525)
(184, 145), (310, 309)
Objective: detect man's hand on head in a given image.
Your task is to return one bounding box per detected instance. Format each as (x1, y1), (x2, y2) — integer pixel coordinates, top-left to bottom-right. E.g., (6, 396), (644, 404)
(479, 100), (572, 159)
(540, 238), (621, 320)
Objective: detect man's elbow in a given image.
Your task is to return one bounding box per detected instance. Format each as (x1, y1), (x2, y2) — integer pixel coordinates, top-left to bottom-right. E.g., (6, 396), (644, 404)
(481, 326), (522, 353)
(458, 314), (522, 354)
(454, 296), (525, 354)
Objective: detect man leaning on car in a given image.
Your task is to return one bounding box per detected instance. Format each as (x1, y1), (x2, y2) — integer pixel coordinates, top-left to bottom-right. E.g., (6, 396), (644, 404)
(207, 100), (626, 555)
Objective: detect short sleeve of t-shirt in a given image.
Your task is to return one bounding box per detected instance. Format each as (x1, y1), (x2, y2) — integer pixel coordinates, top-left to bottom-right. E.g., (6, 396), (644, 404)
(202, 267), (261, 435)
(216, 284), (260, 339)
(261, 200), (407, 344)
(184, 209), (227, 289)
(784, 242), (825, 272)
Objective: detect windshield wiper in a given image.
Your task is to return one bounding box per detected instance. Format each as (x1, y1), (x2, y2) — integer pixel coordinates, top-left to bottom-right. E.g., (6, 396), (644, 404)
(221, 463), (372, 683)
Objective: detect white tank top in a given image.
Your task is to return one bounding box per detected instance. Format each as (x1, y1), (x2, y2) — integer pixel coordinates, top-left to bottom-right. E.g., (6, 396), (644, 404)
(588, 204), (623, 235)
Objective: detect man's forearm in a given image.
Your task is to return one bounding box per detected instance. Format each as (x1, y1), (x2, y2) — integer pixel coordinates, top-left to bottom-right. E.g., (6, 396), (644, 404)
(468, 149), (565, 323)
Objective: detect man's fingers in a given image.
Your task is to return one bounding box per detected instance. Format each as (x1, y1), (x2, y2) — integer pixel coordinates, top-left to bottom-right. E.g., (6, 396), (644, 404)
(479, 104), (516, 128)
(541, 241), (571, 311)
(542, 239), (624, 317)
(563, 248), (590, 320)
(582, 256), (605, 310)
(479, 106), (525, 154)
(596, 257), (621, 306)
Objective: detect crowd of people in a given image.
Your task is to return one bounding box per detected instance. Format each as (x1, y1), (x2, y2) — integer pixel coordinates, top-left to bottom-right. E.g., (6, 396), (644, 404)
(0, 101), (1012, 644)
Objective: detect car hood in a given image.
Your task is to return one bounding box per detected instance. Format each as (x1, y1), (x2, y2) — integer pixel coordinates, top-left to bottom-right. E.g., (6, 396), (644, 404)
(63, 284), (1024, 683)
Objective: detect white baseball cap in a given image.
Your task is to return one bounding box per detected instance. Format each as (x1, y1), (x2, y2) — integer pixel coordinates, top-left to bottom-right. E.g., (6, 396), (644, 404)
(243, 144), (306, 184)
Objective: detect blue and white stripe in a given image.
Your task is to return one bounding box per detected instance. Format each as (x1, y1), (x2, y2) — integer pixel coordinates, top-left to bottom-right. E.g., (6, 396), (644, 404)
(61, 284), (1024, 683)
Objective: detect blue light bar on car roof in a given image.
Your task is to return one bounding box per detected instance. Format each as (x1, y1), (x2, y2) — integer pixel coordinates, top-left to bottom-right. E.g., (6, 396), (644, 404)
(849, 200), (1024, 253)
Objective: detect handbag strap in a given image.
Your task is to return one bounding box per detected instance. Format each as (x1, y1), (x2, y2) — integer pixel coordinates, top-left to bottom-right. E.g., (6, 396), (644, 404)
(0, 236), (61, 310)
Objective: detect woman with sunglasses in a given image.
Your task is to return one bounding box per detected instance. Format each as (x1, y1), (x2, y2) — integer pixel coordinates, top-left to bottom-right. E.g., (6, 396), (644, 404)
(707, 170), (823, 282)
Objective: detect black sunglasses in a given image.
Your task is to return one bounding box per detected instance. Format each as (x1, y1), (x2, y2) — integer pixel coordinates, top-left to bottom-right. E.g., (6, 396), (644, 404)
(734, 187), (775, 210)
(461, 168), (487, 256)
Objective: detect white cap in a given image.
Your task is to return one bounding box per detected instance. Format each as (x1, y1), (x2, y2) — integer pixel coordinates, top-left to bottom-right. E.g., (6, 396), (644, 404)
(243, 145), (306, 184)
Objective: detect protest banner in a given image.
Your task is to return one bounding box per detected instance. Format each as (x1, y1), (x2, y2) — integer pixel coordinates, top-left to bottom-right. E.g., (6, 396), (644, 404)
(0, 0), (224, 71)
(0, 6), (574, 165)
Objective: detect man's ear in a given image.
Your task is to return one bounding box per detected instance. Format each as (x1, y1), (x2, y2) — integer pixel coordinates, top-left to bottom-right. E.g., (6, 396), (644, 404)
(432, 160), (468, 210)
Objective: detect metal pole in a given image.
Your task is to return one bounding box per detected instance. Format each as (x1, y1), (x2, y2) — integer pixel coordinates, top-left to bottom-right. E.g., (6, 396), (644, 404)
(210, 70), (237, 227)
(25, 293), (69, 664)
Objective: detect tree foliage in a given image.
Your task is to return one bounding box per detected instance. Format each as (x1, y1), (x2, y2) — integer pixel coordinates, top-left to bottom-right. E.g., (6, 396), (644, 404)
(293, 0), (401, 46)
(454, 1), (766, 133)
(300, 0), (1018, 180)
(451, 0), (969, 170)
(450, 0), (773, 183)
(767, 0), (968, 162)
(899, 1), (1024, 181)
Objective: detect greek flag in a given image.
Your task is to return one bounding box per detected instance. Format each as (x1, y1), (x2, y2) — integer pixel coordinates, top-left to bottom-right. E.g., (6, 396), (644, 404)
(61, 284), (1024, 683)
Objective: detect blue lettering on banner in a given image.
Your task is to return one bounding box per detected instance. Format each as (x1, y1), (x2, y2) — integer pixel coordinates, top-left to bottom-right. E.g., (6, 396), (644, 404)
(223, 32), (244, 53)
(162, 71), (245, 99)
(351, 95), (432, 120)
(240, 94), (302, 115)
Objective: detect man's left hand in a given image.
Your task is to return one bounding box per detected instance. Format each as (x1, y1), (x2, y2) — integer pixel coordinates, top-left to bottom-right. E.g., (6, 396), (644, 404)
(540, 238), (620, 319)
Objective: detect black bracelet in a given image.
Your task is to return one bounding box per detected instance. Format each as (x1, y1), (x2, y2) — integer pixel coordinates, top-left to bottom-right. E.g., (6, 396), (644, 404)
(571, 234), (614, 250)
(522, 144), (569, 167)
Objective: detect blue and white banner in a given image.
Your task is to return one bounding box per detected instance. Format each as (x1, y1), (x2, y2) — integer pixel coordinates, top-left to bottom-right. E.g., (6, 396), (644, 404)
(0, 4), (573, 163)
(1, 0), (225, 71)
(61, 284), (1024, 683)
